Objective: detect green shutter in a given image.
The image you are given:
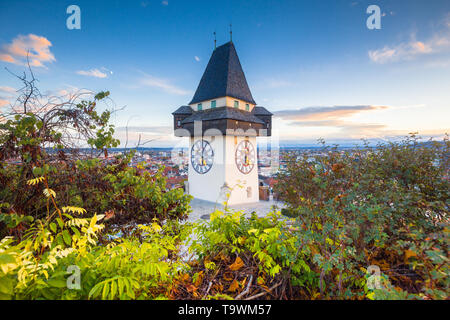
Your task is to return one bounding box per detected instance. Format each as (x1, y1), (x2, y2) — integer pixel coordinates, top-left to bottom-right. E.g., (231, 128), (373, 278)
(197, 103), (202, 111)
(245, 104), (249, 111)
(234, 100), (239, 108)
(211, 100), (216, 108)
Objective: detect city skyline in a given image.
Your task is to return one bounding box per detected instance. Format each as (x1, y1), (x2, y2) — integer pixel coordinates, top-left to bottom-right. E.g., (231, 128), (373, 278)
(0, 0), (449, 147)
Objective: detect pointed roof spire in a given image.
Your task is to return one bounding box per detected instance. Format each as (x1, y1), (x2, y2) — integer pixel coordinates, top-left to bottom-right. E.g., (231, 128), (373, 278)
(229, 24), (233, 42)
(189, 41), (256, 105)
(213, 31), (216, 50)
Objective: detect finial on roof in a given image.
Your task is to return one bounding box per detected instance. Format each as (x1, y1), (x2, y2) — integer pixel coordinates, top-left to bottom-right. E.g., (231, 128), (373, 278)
(229, 23), (232, 42)
(213, 31), (216, 50)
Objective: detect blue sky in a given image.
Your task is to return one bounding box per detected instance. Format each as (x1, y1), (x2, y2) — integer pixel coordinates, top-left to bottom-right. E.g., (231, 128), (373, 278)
(0, 0), (449, 146)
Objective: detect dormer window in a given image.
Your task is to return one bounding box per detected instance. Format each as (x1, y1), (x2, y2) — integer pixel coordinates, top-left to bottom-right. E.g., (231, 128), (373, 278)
(197, 103), (202, 111)
(245, 103), (249, 111)
(211, 100), (216, 108)
(177, 120), (181, 127)
(234, 100), (239, 108)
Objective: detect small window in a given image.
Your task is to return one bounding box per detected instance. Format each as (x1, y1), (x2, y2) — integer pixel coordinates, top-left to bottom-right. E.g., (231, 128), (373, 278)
(211, 100), (216, 108)
(177, 120), (181, 126)
(245, 104), (249, 111)
(234, 100), (239, 108)
(197, 103), (202, 111)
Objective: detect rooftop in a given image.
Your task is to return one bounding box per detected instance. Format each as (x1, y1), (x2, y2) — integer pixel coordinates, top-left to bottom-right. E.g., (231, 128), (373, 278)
(189, 42), (256, 105)
(252, 106), (273, 116)
(172, 105), (193, 115)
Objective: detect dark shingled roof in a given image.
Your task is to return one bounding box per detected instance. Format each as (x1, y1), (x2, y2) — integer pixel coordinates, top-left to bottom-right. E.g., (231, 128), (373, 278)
(172, 105), (193, 115)
(252, 106), (273, 116)
(181, 106), (265, 125)
(189, 42), (256, 105)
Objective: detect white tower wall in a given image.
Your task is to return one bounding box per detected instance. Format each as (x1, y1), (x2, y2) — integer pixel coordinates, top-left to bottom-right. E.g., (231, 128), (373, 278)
(188, 134), (259, 205)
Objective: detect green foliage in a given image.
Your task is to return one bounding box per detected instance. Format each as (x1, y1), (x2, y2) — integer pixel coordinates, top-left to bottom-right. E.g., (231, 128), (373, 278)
(275, 134), (449, 299)
(0, 87), (191, 234)
(0, 180), (190, 300)
(1, 76), (448, 300)
(190, 210), (317, 295)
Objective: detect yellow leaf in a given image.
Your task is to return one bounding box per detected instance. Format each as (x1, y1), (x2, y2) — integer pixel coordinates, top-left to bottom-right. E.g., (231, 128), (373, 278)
(229, 256), (244, 271)
(43, 188), (56, 198)
(151, 222), (162, 233)
(26, 177), (45, 185)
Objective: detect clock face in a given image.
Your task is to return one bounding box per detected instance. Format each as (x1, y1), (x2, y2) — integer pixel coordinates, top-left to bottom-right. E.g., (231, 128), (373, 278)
(235, 140), (255, 174)
(191, 139), (214, 174)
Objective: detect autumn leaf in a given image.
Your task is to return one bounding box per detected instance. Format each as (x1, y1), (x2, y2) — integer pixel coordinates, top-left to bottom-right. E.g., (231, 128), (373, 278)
(223, 271), (234, 281)
(194, 271), (204, 287)
(228, 279), (239, 292)
(180, 273), (190, 282)
(404, 249), (417, 263)
(229, 256), (244, 271)
(186, 284), (197, 293)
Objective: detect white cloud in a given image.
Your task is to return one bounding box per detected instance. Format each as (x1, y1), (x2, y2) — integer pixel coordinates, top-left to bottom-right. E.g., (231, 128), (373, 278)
(368, 40), (436, 64)
(0, 87), (17, 108)
(76, 68), (108, 78)
(368, 17), (450, 64)
(275, 105), (389, 121)
(0, 86), (16, 94)
(139, 72), (190, 95)
(161, 1), (168, 5)
(0, 34), (55, 67)
(194, 56), (200, 62)
(0, 98), (10, 108)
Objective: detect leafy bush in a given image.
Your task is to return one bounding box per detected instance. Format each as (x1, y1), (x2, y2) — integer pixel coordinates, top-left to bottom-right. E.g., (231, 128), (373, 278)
(172, 210), (317, 299)
(0, 78), (191, 237)
(0, 177), (191, 300)
(275, 135), (449, 299)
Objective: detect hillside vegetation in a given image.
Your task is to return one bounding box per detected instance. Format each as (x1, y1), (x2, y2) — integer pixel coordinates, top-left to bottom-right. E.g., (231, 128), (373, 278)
(0, 74), (448, 300)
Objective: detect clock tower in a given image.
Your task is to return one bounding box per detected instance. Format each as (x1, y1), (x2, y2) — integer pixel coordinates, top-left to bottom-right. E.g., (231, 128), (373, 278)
(172, 41), (272, 206)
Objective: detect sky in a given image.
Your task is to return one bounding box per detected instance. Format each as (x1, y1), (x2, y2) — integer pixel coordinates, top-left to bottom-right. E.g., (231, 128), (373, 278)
(0, 0), (449, 147)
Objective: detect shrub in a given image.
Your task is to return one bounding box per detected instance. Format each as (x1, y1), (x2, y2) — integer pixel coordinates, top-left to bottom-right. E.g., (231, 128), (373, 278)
(275, 135), (449, 299)
(0, 177), (191, 300)
(173, 210), (317, 299)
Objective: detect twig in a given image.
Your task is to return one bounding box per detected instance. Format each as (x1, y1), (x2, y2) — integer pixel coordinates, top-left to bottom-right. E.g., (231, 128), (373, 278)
(235, 275), (253, 300)
(244, 281), (282, 301)
(244, 281), (282, 300)
(203, 281), (213, 299)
